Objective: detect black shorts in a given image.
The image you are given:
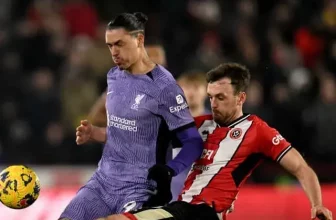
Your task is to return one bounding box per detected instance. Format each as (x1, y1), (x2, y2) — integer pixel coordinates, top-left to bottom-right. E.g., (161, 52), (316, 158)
(124, 201), (219, 220)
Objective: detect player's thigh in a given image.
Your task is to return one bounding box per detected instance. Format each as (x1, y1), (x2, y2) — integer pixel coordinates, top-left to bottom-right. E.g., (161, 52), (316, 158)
(96, 214), (130, 220)
(122, 201), (219, 220)
(163, 201), (219, 220)
(116, 192), (151, 213)
(59, 187), (112, 220)
(122, 207), (175, 220)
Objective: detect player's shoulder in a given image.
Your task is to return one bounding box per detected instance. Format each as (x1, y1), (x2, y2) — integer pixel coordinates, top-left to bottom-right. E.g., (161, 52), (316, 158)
(249, 114), (275, 131)
(107, 66), (119, 76)
(151, 65), (177, 89)
(193, 114), (213, 128)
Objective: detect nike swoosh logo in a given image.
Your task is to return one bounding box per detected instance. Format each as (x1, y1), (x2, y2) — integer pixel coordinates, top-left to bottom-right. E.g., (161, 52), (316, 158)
(107, 91), (113, 95)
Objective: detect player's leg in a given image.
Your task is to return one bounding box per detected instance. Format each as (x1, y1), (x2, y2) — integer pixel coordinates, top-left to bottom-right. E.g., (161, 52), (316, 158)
(121, 206), (175, 220)
(95, 206), (176, 220)
(162, 201), (220, 220)
(95, 214), (129, 220)
(100, 201), (220, 220)
(59, 187), (112, 220)
(114, 188), (153, 213)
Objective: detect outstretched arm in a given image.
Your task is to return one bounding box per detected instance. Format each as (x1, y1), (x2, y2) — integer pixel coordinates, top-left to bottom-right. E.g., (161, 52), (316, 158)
(279, 148), (332, 220)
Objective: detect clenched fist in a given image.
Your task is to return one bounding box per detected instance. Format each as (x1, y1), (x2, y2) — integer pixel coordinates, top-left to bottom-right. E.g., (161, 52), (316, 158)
(76, 120), (93, 145)
(312, 205), (332, 220)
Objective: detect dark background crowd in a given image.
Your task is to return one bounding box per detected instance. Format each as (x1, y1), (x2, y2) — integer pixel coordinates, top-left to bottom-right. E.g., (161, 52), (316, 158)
(0, 0), (335, 183)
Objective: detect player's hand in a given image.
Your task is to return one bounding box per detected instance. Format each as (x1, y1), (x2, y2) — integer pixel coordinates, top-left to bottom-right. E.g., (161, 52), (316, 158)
(76, 120), (93, 145)
(311, 205), (332, 220)
(144, 164), (174, 207)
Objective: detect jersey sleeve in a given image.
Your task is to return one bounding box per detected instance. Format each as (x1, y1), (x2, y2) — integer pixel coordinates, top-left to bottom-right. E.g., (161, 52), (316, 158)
(157, 83), (194, 131)
(193, 115), (213, 129)
(258, 122), (292, 162)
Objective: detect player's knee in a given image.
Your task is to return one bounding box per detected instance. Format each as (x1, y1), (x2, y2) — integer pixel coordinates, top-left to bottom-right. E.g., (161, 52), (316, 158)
(106, 214), (132, 220)
(94, 214), (130, 220)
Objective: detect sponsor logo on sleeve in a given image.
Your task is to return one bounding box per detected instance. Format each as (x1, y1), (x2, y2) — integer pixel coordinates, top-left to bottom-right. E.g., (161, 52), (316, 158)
(272, 134), (284, 145)
(176, 94), (184, 104)
(169, 102), (188, 113)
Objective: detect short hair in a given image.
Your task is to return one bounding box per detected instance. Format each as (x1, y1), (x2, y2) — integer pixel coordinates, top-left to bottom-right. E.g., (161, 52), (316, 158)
(178, 72), (207, 86)
(106, 12), (148, 34)
(206, 63), (251, 93)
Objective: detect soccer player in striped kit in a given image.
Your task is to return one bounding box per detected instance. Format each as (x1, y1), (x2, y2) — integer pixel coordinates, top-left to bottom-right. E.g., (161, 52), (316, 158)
(100, 63), (332, 220)
(59, 12), (203, 220)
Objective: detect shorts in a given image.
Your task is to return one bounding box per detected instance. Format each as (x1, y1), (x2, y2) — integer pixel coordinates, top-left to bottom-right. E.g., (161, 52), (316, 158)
(59, 186), (112, 220)
(59, 176), (151, 220)
(124, 201), (224, 220)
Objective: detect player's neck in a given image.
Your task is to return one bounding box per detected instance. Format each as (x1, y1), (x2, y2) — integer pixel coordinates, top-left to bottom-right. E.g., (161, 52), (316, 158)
(127, 50), (155, 75)
(228, 110), (244, 125)
(219, 110), (244, 127)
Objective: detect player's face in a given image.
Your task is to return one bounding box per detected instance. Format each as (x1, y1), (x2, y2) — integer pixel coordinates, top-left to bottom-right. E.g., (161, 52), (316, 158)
(207, 77), (246, 125)
(145, 45), (167, 66)
(106, 28), (141, 69)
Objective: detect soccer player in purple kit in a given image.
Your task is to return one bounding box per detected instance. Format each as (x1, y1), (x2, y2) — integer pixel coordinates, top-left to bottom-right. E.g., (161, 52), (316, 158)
(58, 12), (204, 220)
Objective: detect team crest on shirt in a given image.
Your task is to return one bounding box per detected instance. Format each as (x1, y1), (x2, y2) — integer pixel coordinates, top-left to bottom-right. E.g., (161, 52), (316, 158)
(229, 128), (243, 139)
(131, 94), (145, 110)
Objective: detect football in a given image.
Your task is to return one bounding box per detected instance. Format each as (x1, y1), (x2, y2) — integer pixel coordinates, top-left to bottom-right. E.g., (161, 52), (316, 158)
(0, 165), (40, 209)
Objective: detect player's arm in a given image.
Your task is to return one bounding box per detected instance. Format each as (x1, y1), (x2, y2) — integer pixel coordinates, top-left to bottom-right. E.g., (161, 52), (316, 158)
(157, 84), (203, 175)
(90, 125), (107, 143)
(167, 125), (203, 174)
(87, 91), (108, 127)
(145, 83), (203, 206)
(76, 120), (107, 144)
(258, 123), (332, 220)
(278, 148), (332, 219)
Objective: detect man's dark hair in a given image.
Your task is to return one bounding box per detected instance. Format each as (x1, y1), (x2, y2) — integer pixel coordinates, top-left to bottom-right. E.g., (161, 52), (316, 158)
(206, 62), (251, 93)
(106, 12), (148, 34)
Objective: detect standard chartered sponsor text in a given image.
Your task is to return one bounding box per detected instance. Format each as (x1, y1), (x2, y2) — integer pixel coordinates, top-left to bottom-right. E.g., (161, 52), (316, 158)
(108, 114), (137, 132)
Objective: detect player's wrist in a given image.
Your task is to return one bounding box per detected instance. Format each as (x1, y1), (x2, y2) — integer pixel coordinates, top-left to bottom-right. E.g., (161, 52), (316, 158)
(165, 165), (176, 177)
(88, 124), (95, 141)
(312, 204), (323, 208)
(166, 161), (179, 177)
(89, 125), (107, 143)
(148, 164), (174, 182)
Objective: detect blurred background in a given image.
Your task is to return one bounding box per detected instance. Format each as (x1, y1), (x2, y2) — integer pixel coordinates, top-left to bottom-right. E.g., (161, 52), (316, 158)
(0, 0), (335, 219)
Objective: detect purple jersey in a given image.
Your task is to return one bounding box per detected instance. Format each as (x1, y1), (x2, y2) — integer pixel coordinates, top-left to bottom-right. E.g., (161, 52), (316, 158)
(96, 65), (194, 192)
(60, 65), (198, 219)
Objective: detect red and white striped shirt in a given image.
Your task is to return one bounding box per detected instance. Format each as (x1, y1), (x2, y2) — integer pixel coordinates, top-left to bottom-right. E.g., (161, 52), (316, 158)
(179, 114), (292, 214)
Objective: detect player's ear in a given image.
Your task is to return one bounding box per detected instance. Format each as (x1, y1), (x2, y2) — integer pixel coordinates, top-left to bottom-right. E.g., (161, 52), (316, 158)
(237, 92), (246, 106)
(137, 33), (144, 48)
